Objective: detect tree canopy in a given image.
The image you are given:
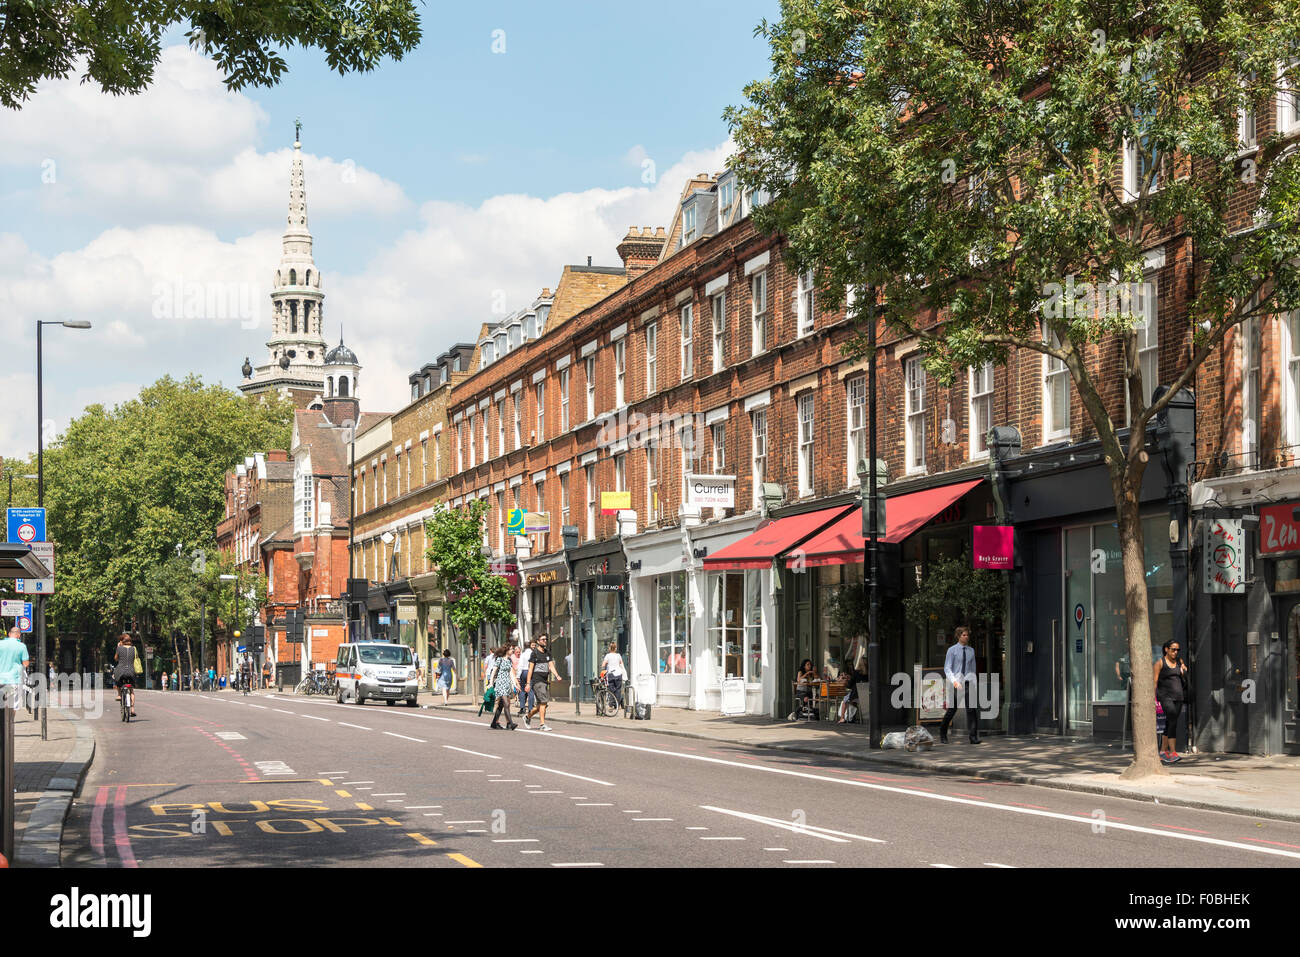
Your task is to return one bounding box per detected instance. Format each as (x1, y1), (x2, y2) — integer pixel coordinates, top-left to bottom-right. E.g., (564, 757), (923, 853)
(424, 499), (516, 645)
(0, 0), (423, 109)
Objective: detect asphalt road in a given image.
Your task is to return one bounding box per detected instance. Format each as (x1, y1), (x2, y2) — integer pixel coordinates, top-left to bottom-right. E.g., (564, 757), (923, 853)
(61, 688), (1300, 869)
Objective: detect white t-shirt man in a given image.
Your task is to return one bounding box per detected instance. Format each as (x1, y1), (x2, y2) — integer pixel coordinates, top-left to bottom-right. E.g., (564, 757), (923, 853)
(517, 647), (533, 678)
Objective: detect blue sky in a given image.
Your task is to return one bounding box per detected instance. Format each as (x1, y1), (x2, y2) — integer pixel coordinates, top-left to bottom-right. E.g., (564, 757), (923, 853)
(0, 1), (781, 457)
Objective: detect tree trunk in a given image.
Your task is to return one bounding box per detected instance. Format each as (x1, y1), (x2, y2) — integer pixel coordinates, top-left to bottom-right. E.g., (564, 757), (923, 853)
(1115, 463), (1167, 780)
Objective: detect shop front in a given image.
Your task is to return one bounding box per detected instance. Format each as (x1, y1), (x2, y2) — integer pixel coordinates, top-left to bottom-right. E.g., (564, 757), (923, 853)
(625, 525), (691, 708)
(521, 555), (573, 703)
(1190, 469), (1300, 755)
(409, 571), (446, 689)
(569, 540), (627, 701)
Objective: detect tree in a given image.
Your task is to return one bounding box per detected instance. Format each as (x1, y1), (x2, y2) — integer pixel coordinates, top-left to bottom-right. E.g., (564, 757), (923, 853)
(41, 375), (290, 658)
(728, 0), (1300, 776)
(0, 0), (422, 110)
(424, 499), (516, 650)
(902, 558), (1006, 644)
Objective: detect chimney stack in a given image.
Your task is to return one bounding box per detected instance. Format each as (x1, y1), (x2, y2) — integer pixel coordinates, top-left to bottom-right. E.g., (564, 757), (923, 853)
(617, 226), (669, 279)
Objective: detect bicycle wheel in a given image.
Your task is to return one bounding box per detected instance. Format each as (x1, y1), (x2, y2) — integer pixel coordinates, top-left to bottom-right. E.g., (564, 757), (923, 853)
(597, 689), (618, 716)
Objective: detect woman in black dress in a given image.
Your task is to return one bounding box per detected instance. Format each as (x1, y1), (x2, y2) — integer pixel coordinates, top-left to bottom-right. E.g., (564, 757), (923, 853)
(1154, 639), (1187, 763)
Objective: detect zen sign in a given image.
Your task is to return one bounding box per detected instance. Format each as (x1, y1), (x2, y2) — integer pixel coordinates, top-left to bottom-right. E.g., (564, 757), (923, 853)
(1204, 519), (1245, 594)
(1260, 504), (1300, 556)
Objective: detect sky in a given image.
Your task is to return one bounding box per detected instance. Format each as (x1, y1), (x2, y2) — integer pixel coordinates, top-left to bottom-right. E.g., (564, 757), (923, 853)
(0, 1), (780, 459)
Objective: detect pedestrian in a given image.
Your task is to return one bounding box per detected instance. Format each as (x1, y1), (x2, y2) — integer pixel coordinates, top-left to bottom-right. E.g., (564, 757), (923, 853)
(1155, 639), (1188, 764)
(483, 646), (497, 697)
(939, 626), (981, 744)
(435, 648), (456, 705)
(262, 660), (271, 689)
(516, 638), (535, 718)
(488, 644), (520, 730)
(161, 669), (169, 692)
(601, 642), (627, 708)
(525, 634), (557, 731)
(0, 626), (30, 713)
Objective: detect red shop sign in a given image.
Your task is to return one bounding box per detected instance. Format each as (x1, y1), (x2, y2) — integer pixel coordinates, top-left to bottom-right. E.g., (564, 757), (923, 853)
(972, 525), (1014, 569)
(1259, 504), (1300, 555)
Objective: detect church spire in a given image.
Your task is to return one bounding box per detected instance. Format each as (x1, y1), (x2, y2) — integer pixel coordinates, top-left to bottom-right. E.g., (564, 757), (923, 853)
(286, 117), (309, 239)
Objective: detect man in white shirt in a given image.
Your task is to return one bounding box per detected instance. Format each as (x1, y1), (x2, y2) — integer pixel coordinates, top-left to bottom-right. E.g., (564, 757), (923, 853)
(939, 626), (981, 745)
(517, 638), (535, 717)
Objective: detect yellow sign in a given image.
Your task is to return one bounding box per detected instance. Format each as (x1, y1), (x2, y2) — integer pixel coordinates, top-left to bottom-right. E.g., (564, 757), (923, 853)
(600, 491), (631, 515)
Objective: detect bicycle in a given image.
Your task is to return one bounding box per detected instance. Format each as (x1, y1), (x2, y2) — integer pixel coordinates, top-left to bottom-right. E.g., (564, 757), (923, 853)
(120, 680), (134, 723)
(588, 675), (621, 717)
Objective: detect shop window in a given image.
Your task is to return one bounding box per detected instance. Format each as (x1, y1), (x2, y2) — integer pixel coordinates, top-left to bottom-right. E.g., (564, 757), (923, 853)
(707, 571), (762, 683)
(655, 573), (689, 674)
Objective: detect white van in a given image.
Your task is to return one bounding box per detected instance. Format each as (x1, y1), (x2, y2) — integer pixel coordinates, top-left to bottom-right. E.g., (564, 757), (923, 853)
(334, 642), (419, 707)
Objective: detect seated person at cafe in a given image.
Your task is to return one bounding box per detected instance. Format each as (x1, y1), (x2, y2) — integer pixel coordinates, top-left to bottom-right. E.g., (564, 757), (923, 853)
(795, 658), (818, 719)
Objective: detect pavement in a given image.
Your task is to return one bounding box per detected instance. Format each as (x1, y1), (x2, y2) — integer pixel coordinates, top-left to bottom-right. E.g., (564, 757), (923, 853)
(8, 701), (95, 867)
(12, 682), (1300, 868)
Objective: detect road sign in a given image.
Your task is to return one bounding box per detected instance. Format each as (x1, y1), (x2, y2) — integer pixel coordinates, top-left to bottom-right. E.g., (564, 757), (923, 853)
(6, 508), (45, 544)
(17, 615), (31, 633)
(15, 542), (54, 595)
(1, 600), (27, 617)
(237, 645), (247, 653)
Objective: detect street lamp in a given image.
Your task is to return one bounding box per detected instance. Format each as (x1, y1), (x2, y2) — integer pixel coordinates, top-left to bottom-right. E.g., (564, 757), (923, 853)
(34, 318), (91, 740)
(219, 572), (240, 677)
(5, 472), (38, 508)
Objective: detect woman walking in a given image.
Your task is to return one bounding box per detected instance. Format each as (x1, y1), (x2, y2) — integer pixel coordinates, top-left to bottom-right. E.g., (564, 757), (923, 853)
(1155, 639), (1188, 764)
(487, 644), (519, 730)
(601, 642), (627, 709)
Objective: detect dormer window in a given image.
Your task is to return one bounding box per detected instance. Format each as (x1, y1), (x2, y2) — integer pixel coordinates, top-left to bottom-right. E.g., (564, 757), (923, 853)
(718, 178), (736, 222)
(496, 332), (507, 357)
(509, 324), (521, 350)
(523, 314), (537, 340)
(536, 304), (551, 332)
(682, 202), (697, 246)
(452, 355), (461, 372)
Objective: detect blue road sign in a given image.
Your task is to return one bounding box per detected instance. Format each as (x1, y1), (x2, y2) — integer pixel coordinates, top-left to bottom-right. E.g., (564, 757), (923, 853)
(6, 507), (46, 544)
(237, 645), (247, 653)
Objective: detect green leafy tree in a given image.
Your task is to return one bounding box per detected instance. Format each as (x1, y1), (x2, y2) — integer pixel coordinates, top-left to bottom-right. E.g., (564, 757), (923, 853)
(41, 375), (289, 660)
(0, 0), (423, 110)
(424, 499), (516, 650)
(729, 0), (1300, 777)
(902, 558), (1006, 643)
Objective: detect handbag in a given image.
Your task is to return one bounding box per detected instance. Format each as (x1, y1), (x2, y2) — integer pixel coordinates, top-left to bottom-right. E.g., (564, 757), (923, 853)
(133, 651), (143, 675)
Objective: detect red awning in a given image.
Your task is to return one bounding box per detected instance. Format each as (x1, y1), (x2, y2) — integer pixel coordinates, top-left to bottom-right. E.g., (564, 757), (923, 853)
(702, 505), (855, 571)
(786, 479), (985, 568)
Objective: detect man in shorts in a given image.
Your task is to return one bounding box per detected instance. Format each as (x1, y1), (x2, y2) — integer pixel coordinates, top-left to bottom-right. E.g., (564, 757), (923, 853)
(0, 626), (30, 712)
(525, 634), (556, 731)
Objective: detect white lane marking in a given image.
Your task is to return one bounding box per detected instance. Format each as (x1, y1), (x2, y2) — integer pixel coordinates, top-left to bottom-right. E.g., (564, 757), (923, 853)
(521, 850), (544, 854)
(570, 796), (587, 800)
(523, 764), (614, 787)
(453, 770), (483, 774)
(272, 709), (296, 714)
(621, 810), (643, 814)
(467, 829), (488, 833)
(443, 745), (500, 760)
(700, 806), (850, 844)
(931, 864), (956, 868)
(445, 820), (486, 824)
(254, 761), (297, 776)
(214, 732), (246, 740)
(575, 803), (613, 807)
(373, 793), (406, 796)
(700, 837), (745, 841)
(552, 862), (604, 867)
(337, 723), (371, 730)
(490, 779), (522, 783)
(518, 724), (1300, 863)
(784, 859), (836, 864)
(633, 818), (674, 822)
(763, 847), (789, 851)
(529, 790), (563, 794)
(685, 827), (709, 831)
(316, 771), (349, 775)
(406, 806), (441, 809)
(340, 781), (375, 785)
(384, 731), (426, 742)
(423, 813), (443, 817)
(701, 806), (884, 845)
(301, 714), (330, 722)
(985, 863), (1016, 868)
(493, 839), (540, 844)
(247, 704), (268, 710)
(386, 800), (404, 803)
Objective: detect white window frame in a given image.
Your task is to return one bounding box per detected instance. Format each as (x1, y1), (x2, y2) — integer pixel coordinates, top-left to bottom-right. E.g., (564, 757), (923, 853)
(301, 474), (314, 530)
(646, 323), (658, 395)
(420, 439), (428, 485)
(797, 269), (816, 337)
(468, 415), (476, 467)
(560, 369), (570, 431)
(969, 362), (994, 461)
(615, 453), (626, 493)
(497, 490), (506, 554)
(615, 339), (626, 407)
(513, 390), (522, 450)
(797, 393), (815, 497)
(1134, 277), (1159, 415)
(646, 441), (659, 524)
(497, 399), (506, 457)
(712, 423), (726, 474)
(1043, 324), (1071, 443)
(457, 421), (464, 472)
(751, 410), (767, 507)
(847, 374), (867, 484)
(711, 292), (725, 373)
(905, 357), (927, 474)
(682, 203), (697, 245)
(536, 381), (545, 442)
(1243, 312), (1261, 468)
(585, 464), (596, 541)
(560, 472), (571, 530)
(434, 434), (441, 480)
(1279, 59), (1300, 137)
(680, 303), (694, 381)
(1239, 71), (1258, 149)
(751, 271), (768, 356)
(586, 356), (596, 421)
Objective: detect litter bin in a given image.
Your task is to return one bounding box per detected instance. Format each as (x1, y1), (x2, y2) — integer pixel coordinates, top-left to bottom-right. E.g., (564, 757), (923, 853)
(634, 674), (656, 720)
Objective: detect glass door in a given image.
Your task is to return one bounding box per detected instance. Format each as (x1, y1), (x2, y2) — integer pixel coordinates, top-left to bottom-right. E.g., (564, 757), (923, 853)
(1064, 527), (1093, 731)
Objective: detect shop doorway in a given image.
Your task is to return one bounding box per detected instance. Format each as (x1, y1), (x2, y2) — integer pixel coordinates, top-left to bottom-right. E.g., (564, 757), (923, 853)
(1282, 599), (1300, 751)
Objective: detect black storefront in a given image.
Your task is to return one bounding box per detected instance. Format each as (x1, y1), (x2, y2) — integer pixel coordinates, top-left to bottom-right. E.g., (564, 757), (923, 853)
(568, 539), (628, 701)
(524, 556), (572, 702)
(992, 392), (1195, 742)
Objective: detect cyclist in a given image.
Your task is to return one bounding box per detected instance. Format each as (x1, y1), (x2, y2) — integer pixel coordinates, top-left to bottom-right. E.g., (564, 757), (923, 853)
(113, 633), (138, 718)
(240, 656), (253, 695)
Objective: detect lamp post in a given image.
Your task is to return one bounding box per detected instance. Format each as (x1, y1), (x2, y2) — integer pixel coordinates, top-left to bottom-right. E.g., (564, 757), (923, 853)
(865, 289), (883, 748)
(34, 319), (91, 740)
(5, 472), (37, 508)
(219, 572), (240, 679)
